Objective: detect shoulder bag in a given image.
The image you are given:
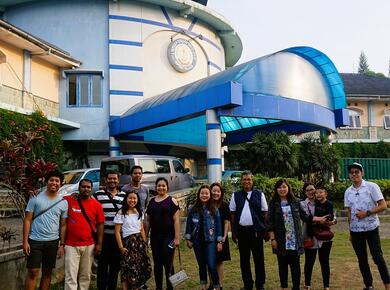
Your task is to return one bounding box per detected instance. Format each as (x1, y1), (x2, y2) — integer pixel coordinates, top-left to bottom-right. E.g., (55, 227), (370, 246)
(32, 198), (64, 220)
(77, 198), (98, 244)
(168, 246), (189, 288)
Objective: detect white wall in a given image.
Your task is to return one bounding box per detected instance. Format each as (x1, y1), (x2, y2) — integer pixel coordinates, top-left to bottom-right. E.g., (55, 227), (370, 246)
(109, 1), (225, 116)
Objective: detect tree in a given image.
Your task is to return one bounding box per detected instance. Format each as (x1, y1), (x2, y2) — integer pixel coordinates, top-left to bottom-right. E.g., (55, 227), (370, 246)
(297, 135), (340, 184)
(365, 70), (386, 78)
(240, 131), (298, 177)
(358, 51), (369, 74)
(0, 110), (63, 219)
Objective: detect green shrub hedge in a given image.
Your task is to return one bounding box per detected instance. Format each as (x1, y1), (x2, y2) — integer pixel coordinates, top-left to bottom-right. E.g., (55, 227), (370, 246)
(187, 175), (390, 209)
(0, 109), (64, 166)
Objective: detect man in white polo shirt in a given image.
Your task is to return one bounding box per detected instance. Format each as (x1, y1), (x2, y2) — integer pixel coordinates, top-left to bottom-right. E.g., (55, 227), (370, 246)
(344, 162), (390, 290)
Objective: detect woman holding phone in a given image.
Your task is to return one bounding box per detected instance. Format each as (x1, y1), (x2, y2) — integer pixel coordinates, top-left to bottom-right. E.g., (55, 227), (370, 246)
(145, 177), (180, 290)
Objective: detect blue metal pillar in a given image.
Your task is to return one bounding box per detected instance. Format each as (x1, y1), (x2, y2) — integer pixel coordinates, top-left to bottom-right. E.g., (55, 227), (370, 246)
(206, 109), (222, 183)
(109, 136), (120, 157)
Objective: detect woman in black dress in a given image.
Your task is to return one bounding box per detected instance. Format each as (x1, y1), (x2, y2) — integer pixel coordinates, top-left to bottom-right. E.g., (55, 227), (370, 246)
(210, 182), (231, 290)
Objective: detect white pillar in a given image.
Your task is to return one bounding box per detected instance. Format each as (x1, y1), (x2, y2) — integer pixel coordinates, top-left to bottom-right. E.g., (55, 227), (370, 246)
(109, 136), (120, 157)
(206, 109), (222, 183)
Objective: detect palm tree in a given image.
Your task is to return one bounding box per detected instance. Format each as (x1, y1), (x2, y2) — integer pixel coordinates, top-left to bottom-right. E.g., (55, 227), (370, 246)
(242, 131), (297, 177)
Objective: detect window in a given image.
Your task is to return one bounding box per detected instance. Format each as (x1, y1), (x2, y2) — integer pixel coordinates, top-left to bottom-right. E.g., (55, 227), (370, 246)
(85, 170), (100, 183)
(67, 73), (102, 107)
(343, 109), (362, 129)
(138, 159), (157, 173)
(172, 160), (185, 173)
(156, 160), (170, 174)
(137, 159), (170, 174)
(384, 110), (390, 129)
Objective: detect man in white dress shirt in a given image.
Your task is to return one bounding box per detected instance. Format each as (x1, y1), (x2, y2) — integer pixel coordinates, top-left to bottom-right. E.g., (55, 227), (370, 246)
(230, 170), (268, 290)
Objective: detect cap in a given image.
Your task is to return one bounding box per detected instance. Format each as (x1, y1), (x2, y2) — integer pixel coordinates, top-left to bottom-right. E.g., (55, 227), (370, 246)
(347, 162), (363, 172)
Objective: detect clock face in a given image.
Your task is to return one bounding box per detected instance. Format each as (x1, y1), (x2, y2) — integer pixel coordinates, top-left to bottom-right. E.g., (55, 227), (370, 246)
(167, 38), (197, 73)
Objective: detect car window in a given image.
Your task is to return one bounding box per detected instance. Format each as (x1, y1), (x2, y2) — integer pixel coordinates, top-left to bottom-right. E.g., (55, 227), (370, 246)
(101, 159), (133, 177)
(63, 171), (83, 185)
(138, 159), (157, 173)
(172, 160), (185, 173)
(156, 160), (170, 174)
(85, 170), (99, 183)
(231, 172), (242, 178)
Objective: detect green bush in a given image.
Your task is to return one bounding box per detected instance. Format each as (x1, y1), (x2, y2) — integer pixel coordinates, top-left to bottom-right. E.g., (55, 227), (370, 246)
(372, 179), (390, 200)
(323, 181), (350, 202)
(0, 109), (64, 167)
(252, 174), (304, 201)
(185, 176), (390, 212)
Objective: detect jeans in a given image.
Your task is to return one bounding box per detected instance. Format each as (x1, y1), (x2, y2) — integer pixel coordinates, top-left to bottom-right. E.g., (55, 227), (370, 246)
(277, 250), (301, 290)
(97, 234), (121, 290)
(351, 227), (390, 287)
(64, 244), (95, 290)
(193, 241), (220, 288)
(237, 225), (265, 289)
(304, 241), (333, 287)
(150, 234), (175, 290)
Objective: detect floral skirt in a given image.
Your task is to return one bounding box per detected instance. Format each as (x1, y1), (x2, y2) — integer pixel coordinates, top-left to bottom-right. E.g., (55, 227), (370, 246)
(120, 233), (152, 288)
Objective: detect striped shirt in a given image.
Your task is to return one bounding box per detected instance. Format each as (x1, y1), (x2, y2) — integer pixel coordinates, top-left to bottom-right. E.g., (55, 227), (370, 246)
(93, 190), (126, 234)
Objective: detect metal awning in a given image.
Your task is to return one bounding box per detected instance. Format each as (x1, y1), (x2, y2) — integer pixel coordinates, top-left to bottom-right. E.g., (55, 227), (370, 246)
(110, 46), (349, 146)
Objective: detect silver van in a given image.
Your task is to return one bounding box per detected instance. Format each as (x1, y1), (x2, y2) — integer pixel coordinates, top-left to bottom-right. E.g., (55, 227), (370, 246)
(100, 155), (193, 192)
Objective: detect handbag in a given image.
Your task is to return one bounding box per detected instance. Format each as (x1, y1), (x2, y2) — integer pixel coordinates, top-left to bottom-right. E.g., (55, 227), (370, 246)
(168, 246), (189, 288)
(313, 226), (334, 241)
(304, 239), (315, 248)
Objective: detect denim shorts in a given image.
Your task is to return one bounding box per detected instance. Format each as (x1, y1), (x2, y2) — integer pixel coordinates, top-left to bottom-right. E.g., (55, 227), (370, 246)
(26, 239), (59, 269)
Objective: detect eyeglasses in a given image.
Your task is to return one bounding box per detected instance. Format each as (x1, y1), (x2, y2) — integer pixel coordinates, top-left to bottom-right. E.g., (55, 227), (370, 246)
(305, 188), (315, 192)
(349, 170), (361, 175)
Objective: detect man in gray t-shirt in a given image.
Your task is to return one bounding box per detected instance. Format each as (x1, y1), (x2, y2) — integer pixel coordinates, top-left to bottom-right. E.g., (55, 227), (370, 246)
(121, 165), (149, 211)
(23, 170), (68, 290)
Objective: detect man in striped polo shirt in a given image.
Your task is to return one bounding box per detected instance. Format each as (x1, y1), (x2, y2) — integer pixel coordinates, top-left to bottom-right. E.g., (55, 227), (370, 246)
(93, 171), (126, 290)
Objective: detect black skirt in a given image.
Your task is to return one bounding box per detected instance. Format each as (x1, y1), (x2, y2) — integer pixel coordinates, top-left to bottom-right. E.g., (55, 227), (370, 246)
(216, 236), (231, 262)
(120, 233), (152, 288)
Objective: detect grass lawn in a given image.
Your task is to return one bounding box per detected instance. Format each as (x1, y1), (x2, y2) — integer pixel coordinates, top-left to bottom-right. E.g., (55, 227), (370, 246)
(52, 224), (390, 290)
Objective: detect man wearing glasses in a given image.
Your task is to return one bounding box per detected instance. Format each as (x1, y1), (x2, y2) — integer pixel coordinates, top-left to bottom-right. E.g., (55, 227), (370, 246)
(344, 162), (390, 290)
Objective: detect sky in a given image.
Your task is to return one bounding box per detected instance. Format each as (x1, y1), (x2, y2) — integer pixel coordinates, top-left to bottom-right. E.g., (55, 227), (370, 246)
(208, 0), (390, 75)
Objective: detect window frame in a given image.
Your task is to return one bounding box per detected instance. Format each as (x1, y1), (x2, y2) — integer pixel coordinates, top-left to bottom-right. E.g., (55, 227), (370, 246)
(66, 73), (103, 108)
(340, 108), (363, 129)
(172, 160), (185, 173)
(384, 111), (390, 129)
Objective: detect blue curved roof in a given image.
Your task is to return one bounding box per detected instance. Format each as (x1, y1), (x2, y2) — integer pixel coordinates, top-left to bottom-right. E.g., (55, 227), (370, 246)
(111, 46), (348, 146)
(283, 46), (346, 109)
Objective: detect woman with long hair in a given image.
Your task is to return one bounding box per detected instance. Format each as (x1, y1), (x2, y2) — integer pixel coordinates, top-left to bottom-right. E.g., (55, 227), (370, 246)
(114, 190), (151, 290)
(144, 177), (180, 290)
(209, 182), (231, 290)
(268, 179), (325, 290)
(185, 185), (222, 290)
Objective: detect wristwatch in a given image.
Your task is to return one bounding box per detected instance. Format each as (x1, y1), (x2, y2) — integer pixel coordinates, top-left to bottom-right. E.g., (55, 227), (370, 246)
(366, 210), (372, 217)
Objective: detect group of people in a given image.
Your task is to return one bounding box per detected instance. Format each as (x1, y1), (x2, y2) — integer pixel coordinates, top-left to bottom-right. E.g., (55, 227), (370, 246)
(22, 162), (389, 290)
